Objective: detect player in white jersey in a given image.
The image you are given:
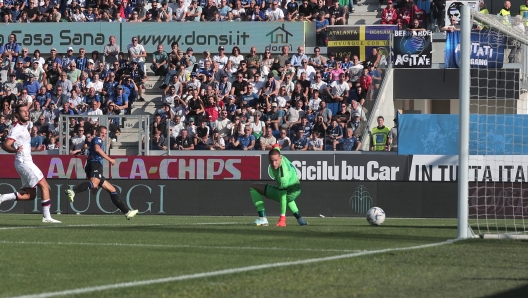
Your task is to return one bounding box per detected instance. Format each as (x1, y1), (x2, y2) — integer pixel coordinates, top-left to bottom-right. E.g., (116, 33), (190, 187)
(0, 104), (61, 223)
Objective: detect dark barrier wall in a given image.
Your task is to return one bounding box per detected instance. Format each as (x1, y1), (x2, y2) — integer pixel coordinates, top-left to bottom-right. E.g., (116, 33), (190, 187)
(394, 69), (520, 100)
(0, 179), (458, 218)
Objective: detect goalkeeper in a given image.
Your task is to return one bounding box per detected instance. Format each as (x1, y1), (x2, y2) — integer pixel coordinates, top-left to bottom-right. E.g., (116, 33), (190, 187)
(250, 145), (308, 227)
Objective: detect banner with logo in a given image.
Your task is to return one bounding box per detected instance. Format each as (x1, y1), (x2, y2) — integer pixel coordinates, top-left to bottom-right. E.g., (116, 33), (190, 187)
(121, 22), (305, 53)
(326, 25), (397, 66)
(0, 22), (306, 54)
(260, 153), (409, 181)
(0, 155), (261, 180)
(445, 29), (506, 68)
(444, 1), (478, 27)
(393, 30), (433, 68)
(0, 23), (118, 53)
(408, 155), (528, 183)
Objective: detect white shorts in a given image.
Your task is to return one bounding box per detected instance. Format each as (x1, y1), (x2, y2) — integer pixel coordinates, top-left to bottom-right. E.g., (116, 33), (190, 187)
(15, 161), (44, 189)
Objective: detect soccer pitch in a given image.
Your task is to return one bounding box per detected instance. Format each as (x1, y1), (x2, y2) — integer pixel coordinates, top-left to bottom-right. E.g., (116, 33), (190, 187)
(1, 215), (527, 298)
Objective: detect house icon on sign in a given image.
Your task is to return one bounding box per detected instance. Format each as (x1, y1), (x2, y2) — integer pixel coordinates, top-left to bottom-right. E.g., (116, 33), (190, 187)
(266, 24), (293, 44)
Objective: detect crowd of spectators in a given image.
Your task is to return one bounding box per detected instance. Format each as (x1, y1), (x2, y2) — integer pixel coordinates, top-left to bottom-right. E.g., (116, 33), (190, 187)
(151, 43), (386, 152)
(0, 0), (360, 25)
(0, 33), (147, 154)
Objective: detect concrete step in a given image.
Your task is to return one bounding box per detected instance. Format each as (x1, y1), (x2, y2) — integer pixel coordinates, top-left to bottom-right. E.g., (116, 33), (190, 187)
(110, 148), (139, 155)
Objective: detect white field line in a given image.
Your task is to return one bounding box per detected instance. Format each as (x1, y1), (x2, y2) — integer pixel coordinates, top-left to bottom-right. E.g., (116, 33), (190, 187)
(12, 239), (459, 298)
(0, 222), (239, 231)
(0, 240), (356, 253)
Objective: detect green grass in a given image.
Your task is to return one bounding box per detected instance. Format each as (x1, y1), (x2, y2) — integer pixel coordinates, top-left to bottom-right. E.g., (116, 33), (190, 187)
(1, 215), (527, 298)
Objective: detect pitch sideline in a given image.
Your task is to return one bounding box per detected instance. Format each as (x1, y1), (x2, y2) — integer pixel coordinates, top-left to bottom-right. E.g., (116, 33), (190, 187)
(12, 239), (459, 298)
(0, 240), (356, 253)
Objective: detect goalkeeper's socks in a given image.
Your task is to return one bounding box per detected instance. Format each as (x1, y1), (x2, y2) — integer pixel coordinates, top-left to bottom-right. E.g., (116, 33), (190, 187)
(73, 181), (93, 194)
(293, 212), (302, 219)
(258, 210), (266, 218)
(0, 192), (17, 203)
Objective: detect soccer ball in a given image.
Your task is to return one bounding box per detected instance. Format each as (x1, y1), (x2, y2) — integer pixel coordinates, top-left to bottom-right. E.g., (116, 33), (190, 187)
(366, 207), (385, 226)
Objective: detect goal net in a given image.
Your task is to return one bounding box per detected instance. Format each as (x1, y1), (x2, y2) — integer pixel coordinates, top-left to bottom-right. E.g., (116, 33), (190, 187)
(464, 10), (528, 239)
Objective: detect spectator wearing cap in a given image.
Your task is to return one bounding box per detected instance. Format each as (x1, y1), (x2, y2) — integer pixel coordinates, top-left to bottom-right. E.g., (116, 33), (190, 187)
(347, 112), (366, 139)
(213, 46), (228, 72)
(266, 0), (284, 21)
(187, 72), (201, 93)
(103, 36), (120, 71)
(185, 0), (202, 22)
(112, 85), (129, 113)
(151, 44), (169, 77)
(25, 60), (46, 84)
(201, 0), (219, 21)
(61, 47), (76, 70)
(74, 48), (88, 71)
(23, 73), (40, 98)
(129, 61), (148, 101)
(5, 73), (22, 96)
(381, 1), (397, 24)
(216, 74), (230, 100)
(122, 76), (139, 114)
(127, 36), (147, 73)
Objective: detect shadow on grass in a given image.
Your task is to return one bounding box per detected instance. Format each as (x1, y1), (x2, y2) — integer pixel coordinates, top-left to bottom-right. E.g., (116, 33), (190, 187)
(66, 225), (452, 243)
(480, 282), (528, 298)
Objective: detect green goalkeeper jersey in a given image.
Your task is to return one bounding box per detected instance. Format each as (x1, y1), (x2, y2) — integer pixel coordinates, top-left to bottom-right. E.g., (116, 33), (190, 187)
(268, 155), (300, 191)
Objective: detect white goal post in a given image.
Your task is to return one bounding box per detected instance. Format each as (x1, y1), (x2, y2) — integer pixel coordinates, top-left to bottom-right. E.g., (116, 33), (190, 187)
(458, 6), (528, 240)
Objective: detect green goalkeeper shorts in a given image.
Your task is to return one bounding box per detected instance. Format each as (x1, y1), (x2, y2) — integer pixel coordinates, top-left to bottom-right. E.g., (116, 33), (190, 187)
(265, 184), (301, 203)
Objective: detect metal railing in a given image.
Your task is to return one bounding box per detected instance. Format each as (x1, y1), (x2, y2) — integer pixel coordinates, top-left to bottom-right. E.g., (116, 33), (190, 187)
(58, 114), (150, 156)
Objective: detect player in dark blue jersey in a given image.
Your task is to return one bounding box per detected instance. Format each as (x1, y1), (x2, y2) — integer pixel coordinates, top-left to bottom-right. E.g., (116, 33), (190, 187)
(65, 126), (138, 219)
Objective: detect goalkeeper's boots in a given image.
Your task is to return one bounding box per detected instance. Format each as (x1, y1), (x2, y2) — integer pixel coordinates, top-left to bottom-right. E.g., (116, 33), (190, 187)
(65, 189), (75, 203)
(254, 217), (269, 226)
(297, 217), (308, 226)
(125, 210), (139, 220)
(276, 216), (287, 227)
